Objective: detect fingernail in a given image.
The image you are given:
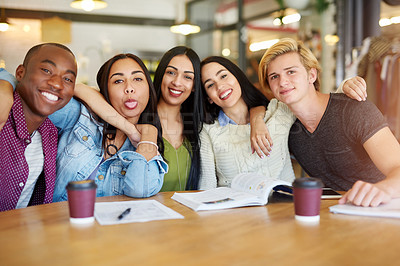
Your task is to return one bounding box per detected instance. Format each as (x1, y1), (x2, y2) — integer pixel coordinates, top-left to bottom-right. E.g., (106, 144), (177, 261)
(260, 155), (264, 159)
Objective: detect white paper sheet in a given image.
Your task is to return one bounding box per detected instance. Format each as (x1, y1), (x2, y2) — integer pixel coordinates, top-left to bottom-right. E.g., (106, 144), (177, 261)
(94, 200), (184, 225)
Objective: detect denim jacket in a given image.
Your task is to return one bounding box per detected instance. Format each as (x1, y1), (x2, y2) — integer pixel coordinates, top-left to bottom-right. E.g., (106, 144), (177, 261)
(49, 98), (168, 202)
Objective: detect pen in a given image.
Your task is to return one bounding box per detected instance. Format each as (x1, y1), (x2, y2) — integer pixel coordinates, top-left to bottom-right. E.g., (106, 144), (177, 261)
(117, 208), (131, 220)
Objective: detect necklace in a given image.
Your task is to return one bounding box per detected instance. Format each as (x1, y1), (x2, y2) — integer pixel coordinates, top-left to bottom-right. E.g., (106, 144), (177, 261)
(106, 143), (118, 157)
(105, 134), (118, 157)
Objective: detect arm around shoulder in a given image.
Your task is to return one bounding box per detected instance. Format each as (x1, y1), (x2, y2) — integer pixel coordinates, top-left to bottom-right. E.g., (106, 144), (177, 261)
(74, 83), (141, 143)
(249, 105), (272, 158)
(0, 80), (14, 131)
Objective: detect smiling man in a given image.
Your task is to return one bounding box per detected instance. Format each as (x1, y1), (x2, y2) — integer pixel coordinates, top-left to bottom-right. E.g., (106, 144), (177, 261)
(0, 43), (77, 211)
(259, 38), (400, 207)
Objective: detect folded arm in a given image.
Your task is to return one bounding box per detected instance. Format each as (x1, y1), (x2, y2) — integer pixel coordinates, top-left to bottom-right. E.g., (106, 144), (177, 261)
(122, 153), (167, 198)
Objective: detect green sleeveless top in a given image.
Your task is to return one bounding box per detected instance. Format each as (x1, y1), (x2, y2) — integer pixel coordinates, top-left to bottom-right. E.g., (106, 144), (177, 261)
(160, 138), (192, 192)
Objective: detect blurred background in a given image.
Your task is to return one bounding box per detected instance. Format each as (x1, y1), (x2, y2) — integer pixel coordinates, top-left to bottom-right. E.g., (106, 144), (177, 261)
(0, 0), (399, 139)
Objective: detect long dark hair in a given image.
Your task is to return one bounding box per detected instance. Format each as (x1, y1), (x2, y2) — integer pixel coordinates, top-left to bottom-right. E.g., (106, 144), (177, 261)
(153, 46), (204, 190)
(96, 53), (164, 154)
(200, 56), (269, 124)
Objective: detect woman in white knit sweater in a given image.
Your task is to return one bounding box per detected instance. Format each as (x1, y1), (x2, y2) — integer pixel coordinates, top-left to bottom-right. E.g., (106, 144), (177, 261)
(199, 56), (296, 190)
(198, 56), (365, 190)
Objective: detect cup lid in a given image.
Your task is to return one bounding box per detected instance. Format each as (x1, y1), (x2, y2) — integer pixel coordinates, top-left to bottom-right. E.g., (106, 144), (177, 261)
(292, 177), (323, 189)
(66, 180), (97, 190)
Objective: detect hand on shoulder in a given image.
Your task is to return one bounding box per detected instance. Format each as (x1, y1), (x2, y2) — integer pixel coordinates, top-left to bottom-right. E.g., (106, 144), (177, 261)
(342, 76), (367, 101)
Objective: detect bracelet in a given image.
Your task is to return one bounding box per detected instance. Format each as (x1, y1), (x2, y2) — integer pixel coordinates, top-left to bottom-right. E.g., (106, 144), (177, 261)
(137, 141), (159, 150)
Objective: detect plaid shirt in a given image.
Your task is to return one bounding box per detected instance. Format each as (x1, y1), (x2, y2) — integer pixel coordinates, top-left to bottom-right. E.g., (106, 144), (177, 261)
(0, 92), (58, 211)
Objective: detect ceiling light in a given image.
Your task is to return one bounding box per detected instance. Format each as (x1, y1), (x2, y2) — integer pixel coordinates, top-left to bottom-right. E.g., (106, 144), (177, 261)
(170, 21), (200, 36)
(379, 18), (391, 27)
(0, 8), (10, 32)
(222, 48), (231, 57)
(70, 0), (108, 12)
(170, 2), (200, 36)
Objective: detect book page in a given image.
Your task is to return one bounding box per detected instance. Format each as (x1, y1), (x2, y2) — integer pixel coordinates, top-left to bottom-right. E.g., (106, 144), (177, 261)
(231, 173), (292, 201)
(181, 187), (257, 204)
(171, 187), (261, 211)
(94, 200), (184, 225)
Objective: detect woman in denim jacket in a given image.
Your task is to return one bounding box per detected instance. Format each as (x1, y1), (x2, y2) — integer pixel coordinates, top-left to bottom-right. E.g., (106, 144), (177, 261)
(0, 54), (168, 202)
(52, 53), (167, 201)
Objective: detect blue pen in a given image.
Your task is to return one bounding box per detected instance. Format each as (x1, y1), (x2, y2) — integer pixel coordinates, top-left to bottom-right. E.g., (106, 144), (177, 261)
(118, 208), (131, 220)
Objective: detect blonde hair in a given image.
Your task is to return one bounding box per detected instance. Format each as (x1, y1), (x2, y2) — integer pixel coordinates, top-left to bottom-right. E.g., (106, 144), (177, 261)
(258, 38), (322, 92)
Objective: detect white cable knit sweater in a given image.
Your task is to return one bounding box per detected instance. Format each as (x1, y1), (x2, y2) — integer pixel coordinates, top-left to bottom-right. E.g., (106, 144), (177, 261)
(199, 99), (296, 190)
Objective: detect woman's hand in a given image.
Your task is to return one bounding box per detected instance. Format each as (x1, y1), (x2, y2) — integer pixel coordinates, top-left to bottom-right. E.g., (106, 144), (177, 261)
(135, 124), (158, 161)
(342, 76), (367, 101)
(250, 112), (272, 159)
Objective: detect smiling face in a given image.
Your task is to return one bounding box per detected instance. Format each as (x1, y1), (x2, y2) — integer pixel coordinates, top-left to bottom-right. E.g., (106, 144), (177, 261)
(201, 62), (243, 110)
(266, 52), (317, 106)
(160, 54), (194, 107)
(16, 44), (77, 121)
(107, 58), (150, 124)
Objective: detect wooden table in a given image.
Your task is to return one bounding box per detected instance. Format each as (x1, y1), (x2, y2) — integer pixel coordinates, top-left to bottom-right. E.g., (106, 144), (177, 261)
(1, 192), (400, 266)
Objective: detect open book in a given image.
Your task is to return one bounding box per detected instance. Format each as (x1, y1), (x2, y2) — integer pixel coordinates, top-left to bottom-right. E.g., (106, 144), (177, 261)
(171, 173), (292, 211)
(329, 198), (400, 219)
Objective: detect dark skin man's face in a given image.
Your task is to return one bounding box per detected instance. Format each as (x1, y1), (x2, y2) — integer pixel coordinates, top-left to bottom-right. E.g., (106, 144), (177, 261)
(15, 45), (77, 131)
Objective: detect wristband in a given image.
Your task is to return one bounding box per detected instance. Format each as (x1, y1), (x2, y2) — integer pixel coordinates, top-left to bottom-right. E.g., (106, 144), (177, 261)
(137, 141), (159, 150)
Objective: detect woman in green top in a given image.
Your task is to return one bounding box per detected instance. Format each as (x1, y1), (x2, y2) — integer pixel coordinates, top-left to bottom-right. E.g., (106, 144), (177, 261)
(153, 46), (204, 191)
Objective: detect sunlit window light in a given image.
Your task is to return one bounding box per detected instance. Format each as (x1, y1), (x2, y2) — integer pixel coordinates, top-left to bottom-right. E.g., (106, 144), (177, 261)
(0, 22), (9, 32)
(23, 25), (31, 32)
(249, 39), (279, 52)
(324, 34), (339, 46)
(380, 18), (391, 27)
(390, 16), (400, 24)
(282, 13), (301, 24)
(273, 12), (300, 26)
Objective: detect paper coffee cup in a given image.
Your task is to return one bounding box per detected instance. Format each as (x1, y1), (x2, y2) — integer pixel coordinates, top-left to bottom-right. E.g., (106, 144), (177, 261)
(292, 177), (323, 222)
(66, 180), (97, 224)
